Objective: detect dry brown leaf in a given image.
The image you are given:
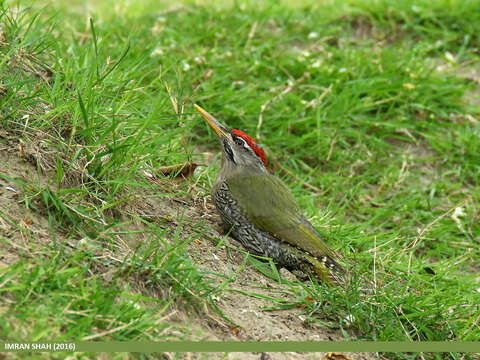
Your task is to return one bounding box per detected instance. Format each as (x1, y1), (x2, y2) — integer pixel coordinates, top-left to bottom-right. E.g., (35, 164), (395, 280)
(304, 296), (315, 304)
(202, 68), (213, 81)
(324, 352), (352, 360)
(157, 162), (198, 179)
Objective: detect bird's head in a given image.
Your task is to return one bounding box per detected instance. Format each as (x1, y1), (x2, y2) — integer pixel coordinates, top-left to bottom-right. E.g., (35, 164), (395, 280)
(194, 104), (268, 172)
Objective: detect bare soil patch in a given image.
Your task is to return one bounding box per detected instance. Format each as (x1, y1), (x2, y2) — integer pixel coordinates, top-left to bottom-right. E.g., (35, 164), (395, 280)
(0, 134), (376, 360)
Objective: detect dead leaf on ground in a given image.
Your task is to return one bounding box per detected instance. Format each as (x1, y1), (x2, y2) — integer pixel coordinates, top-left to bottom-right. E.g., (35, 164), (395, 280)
(324, 352), (352, 360)
(0, 129), (9, 138)
(202, 68), (213, 81)
(158, 162), (198, 179)
(143, 162), (199, 184)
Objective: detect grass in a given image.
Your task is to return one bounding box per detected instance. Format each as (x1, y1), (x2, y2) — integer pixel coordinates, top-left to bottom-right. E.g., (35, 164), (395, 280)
(0, 0), (479, 358)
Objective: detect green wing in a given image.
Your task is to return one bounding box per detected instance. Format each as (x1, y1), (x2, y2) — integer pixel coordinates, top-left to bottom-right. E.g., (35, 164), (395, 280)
(226, 172), (339, 262)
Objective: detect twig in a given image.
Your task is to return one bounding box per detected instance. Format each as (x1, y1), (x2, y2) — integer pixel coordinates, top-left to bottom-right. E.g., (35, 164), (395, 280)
(384, 296), (413, 341)
(397, 304), (421, 341)
(256, 72), (310, 139)
(154, 310), (178, 325)
(326, 129), (337, 161)
(164, 82), (190, 164)
(367, 235), (399, 253)
(305, 83), (333, 109)
(393, 155), (408, 188)
(245, 21), (258, 48)
(164, 82), (178, 115)
(81, 320), (136, 341)
(361, 93), (402, 108)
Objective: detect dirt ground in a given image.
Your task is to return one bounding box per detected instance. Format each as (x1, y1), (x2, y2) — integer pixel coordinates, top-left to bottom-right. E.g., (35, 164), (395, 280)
(0, 133), (377, 360)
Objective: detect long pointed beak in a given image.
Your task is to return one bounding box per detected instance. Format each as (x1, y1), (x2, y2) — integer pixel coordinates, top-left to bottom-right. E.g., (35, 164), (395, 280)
(194, 104), (229, 138)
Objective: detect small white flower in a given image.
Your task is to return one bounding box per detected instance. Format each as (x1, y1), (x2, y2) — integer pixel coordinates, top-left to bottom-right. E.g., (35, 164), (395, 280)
(338, 68), (347, 73)
(411, 5), (421, 13)
(451, 206), (466, 232)
(151, 48), (164, 57)
(444, 51), (456, 64)
(308, 32), (319, 39)
(182, 61), (191, 71)
(151, 17), (166, 35)
(311, 60), (322, 68)
(345, 314), (355, 324)
(452, 207), (466, 218)
(232, 80), (245, 86)
(142, 170), (154, 178)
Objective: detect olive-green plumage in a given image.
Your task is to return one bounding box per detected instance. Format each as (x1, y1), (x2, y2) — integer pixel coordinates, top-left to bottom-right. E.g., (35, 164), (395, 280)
(195, 103), (345, 284)
(226, 172), (338, 262)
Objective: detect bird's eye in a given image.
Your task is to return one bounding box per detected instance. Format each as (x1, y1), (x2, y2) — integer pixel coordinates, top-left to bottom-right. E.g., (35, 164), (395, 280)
(233, 136), (245, 147)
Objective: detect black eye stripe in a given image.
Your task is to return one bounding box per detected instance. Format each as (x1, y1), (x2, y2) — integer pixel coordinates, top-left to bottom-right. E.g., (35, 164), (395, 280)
(223, 140), (235, 163)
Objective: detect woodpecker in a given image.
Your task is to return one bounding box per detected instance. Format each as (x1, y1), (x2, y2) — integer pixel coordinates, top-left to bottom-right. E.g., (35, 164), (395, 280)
(195, 104), (345, 284)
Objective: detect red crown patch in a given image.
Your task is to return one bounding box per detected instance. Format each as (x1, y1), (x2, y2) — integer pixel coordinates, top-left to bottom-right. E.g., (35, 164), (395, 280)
(232, 129), (268, 166)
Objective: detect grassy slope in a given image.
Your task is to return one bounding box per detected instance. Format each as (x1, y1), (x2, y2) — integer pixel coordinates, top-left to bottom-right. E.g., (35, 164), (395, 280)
(1, 0), (479, 356)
